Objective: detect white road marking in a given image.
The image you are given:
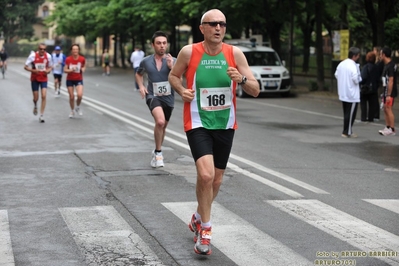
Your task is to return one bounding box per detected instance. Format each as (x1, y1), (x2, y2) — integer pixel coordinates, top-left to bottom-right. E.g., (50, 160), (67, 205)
(228, 155), (329, 194)
(267, 199), (399, 265)
(363, 199), (399, 215)
(162, 201), (312, 266)
(59, 206), (164, 265)
(0, 210), (15, 266)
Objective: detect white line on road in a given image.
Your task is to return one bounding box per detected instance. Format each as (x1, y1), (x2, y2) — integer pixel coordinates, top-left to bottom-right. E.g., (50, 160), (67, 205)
(162, 201), (312, 266)
(363, 199), (399, 215)
(228, 155), (329, 194)
(0, 210), (15, 266)
(267, 199), (399, 265)
(58, 206), (164, 265)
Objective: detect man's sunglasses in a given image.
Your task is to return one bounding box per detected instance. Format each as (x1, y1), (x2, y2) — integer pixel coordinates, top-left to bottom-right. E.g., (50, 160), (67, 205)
(39, 48), (46, 51)
(202, 21), (227, 28)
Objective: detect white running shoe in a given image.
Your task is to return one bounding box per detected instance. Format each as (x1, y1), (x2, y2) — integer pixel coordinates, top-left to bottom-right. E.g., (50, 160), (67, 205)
(150, 150), (164, 168)
(379, 127), (390, 135)
(69, 111), (75, 118)
(39, 116), (45, 123)
(381, 128), (396, 136)
(75, 106), (83, 116)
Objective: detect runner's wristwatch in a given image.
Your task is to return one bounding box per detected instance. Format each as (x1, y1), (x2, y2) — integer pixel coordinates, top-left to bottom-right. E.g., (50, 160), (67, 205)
(239, 75), (247, 85)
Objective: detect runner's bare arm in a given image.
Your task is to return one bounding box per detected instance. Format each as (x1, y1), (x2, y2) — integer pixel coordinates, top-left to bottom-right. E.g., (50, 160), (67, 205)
(169, 45), (195, 102)
(228, 46), (260, 97)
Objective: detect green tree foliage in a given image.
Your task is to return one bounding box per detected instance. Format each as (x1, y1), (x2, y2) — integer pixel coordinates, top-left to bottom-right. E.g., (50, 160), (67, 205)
(384, 16), (399, 49)
(47, 0), (106, 40)
(45, 0), (399, 86)
(0, 0), (44, 42)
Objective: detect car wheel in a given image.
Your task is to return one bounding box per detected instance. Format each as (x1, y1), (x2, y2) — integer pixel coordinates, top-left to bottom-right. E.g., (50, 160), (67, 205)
(236, 86), (247, 98)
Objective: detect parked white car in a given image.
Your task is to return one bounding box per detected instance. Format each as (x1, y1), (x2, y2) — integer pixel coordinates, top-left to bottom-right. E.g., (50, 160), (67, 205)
(234, 44), (291, 97)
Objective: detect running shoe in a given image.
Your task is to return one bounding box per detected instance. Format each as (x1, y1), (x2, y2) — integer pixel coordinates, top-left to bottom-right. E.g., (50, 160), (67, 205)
(188, 214), (201, 242)
(379, 127), (390, 135)
(69, 111), (75, 118)
(39, 116), (45, 123)
(150, 150), (164, 168)
(381, 128), (396, 136)
(58, 89), (61, 95)
(75, 106), (83, 116)
(194, 227), (212, 255)
(33, 107), (38, 116)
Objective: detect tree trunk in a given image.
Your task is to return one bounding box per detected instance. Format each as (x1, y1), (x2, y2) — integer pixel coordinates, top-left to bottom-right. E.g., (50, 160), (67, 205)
(170, 24), (177, 56)
(364, 0), (378, 46)
(289, 0), (295, 84)
(301, 17), (313, 73)
(113, 34), (118, 67)
(377, 0), (386, 46)
(119, 35), (126, 69)
(315, 0), (324, 90)
(190, 18), (203, 43)
(268, 28), (282, 58)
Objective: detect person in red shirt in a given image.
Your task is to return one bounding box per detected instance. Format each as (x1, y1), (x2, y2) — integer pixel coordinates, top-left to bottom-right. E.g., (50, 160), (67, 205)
(64, 44), (86, 118)
(24, 43), (53, 123)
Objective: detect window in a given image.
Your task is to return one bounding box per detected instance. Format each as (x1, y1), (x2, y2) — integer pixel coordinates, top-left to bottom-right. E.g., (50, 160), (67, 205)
(42, 6), (49, 18)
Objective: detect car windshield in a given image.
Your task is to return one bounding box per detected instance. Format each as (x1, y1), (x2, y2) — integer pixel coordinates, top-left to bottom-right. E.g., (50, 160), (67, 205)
(244, 51), (281, 66)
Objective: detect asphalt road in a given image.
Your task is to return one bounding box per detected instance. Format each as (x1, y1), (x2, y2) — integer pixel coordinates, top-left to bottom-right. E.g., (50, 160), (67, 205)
(0, 60), (398, 266)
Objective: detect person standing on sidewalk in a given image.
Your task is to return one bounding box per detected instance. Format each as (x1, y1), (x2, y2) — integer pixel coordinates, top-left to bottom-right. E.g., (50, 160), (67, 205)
(169, 9), (259, 256)
(373, 46), (384, 121)
(135, 31), (175, 168)
(130, 47), (145, 90)
(51, 46), (66, 96)
(64, 44), (86, 118)
(335, 47), (362, 138)
(24, 43), (53, 123)
(379, 46), (397, 136)
(359, 52), (379, 122)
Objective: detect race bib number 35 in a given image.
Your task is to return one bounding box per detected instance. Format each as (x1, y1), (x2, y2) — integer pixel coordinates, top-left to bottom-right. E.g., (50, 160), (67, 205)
(153, 81), (171, 96)
(200, 87), (232, 111)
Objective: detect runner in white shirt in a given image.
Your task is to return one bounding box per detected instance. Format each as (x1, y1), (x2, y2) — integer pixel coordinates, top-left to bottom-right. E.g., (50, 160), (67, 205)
(51, 46), (66, 96)
(130, 47), (145, 90)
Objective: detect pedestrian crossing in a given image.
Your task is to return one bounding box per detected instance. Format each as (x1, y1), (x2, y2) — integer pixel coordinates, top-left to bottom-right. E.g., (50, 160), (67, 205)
(59, 206), (165, 265)
(1, 200), (398, 265)
(268, 199), (399, 265)
(163, 201), (312, 266)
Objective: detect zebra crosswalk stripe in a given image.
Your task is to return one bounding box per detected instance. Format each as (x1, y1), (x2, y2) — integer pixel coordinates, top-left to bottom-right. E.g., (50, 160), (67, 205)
(59, 206), (165, 265)
(363, 199), (399, 215)
(0, 210), (15, 266)
(162, 201), (312, 266)
(267, 199), (399, 265)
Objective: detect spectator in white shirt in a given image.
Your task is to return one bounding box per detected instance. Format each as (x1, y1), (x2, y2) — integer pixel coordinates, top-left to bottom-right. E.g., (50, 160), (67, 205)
(334, 47), (362, 138)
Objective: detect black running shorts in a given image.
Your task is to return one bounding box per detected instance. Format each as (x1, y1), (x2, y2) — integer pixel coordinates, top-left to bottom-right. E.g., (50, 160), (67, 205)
(146, 97), (174, 121)
(186, 127), (235, 169)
